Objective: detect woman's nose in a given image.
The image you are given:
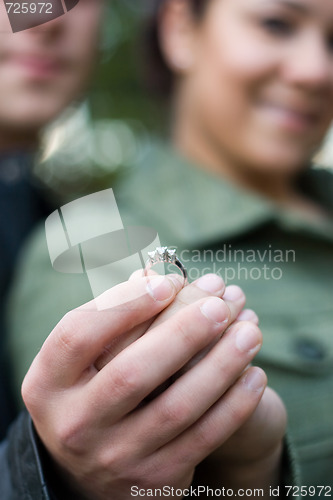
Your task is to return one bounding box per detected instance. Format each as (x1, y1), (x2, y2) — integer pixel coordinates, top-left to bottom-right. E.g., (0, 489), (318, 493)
(284, 32), (332, 92)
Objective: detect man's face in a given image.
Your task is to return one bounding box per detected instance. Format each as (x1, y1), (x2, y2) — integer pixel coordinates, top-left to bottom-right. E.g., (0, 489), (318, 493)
(0, 0), (103, 133)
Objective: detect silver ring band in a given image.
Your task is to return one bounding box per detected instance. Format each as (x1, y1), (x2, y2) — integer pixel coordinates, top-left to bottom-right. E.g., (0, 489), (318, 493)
(144, 247), (188, 287)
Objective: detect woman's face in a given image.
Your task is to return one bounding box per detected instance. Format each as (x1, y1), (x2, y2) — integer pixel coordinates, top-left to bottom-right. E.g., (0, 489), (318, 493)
(0, 0), (103, 133)
(164, 0), (333, 174)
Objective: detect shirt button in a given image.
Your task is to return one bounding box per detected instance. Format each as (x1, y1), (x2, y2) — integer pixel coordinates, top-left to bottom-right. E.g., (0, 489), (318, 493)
(295, 339), (325, 361)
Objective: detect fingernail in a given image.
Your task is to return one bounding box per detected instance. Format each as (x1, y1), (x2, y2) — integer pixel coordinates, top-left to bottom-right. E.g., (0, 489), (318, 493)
(200, 297), (229, 324)
(237, 309), (259, 324)
(223, 285), (244, 302)
(243, 368), (266, 392)
(235, 324), (261, 353)
(195, 274), (224, 294)
(146, 276), (175, 301)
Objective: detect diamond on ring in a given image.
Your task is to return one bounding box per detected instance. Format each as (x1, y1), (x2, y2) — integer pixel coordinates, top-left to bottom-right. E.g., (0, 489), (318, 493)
(144, 246), (188, 287)
(147, 246), (177, 265)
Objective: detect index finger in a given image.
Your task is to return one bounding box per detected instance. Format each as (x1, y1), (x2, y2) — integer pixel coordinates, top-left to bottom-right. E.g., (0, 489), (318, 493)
(34, 274), (183, 387)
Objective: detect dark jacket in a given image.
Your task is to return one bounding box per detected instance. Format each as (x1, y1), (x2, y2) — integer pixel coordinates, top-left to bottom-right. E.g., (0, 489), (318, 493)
(0, 154), (60, 499)
(0, 411), (80, 500)
(0, 152), (51, 438)
(0, 412), (50, 500)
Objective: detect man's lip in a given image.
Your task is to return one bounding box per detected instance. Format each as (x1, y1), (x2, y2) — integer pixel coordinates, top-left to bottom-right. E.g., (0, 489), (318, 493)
(9, 53), (67, 74)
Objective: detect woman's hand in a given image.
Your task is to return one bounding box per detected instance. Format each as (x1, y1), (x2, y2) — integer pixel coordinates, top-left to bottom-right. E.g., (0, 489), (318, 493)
(22, 273), (269, 500)
(206, 385), (287, 495)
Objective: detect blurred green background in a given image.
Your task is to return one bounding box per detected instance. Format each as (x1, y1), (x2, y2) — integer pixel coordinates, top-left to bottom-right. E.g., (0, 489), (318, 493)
(35, 0), (168, 202)
(90, 0), (167, 132)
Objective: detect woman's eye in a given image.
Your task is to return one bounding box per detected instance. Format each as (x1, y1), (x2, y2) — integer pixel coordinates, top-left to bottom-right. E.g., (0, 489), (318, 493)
(261, 17), (294, 36)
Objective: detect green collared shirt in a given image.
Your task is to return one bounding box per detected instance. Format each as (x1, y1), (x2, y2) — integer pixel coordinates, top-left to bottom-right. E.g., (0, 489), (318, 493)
(7, 141), (333, 490)
(118, 143), (333, 487)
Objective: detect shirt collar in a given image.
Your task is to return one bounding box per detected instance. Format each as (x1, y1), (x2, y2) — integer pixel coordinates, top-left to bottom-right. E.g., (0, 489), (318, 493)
(124, 140), (333, 247)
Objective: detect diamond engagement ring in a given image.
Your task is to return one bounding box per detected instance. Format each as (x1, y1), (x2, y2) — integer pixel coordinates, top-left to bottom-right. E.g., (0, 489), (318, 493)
(144, 246), (188, 287)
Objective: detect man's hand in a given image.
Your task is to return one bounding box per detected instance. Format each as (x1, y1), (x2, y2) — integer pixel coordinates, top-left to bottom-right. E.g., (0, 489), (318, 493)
(22, 274), (277, 500)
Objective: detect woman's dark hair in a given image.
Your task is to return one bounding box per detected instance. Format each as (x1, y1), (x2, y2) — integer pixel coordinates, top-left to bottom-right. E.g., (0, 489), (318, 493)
(143, 0), (206, 97)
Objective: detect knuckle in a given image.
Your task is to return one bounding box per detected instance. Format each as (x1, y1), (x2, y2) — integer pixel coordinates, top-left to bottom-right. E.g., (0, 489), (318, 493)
(53, 311), (85, 359)
(21, 372), (37, 412)
(21, 362), (46, 417)
(192, 419), (222, 454)
(55, 413), (90, 455)
(111, 361), (142, 398)
(172, 315), (198, 350)
(97, 442), (143, 481)
(97, 447), (124, 475)
(157, 396), (192, 428)
(135, 456), (179, 486)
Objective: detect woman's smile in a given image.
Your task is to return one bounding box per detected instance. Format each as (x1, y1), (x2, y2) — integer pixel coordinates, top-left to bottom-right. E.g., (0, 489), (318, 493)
(256, 99), (322, 133)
